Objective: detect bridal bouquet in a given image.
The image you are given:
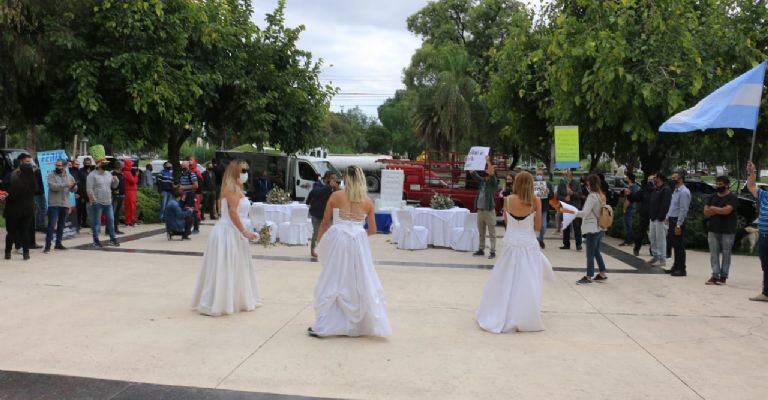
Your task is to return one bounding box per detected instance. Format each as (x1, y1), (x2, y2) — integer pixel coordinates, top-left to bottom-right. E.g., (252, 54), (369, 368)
(256, 225), (275, 248)
(265, 188), (291, 204)
(430, 193), (454, 210)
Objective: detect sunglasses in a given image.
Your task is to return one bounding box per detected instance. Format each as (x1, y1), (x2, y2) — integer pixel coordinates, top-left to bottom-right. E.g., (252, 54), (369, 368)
(241, 169), (249, 174)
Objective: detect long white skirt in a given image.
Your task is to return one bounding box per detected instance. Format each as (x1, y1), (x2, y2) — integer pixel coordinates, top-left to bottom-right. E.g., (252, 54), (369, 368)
(476, 240), (554, 333)
(192, 221), (261, 316)
(312, 221), (391, 337)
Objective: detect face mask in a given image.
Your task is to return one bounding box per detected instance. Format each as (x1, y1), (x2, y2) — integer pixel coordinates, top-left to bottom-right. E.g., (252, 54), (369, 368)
(535, 175), (543, 181)
(239, 172), (249, 183)
(56, 167), (64, 174)
(164, 166), (171, 171)
(716, 186), (727, 193)
(648, 179), (655, 186)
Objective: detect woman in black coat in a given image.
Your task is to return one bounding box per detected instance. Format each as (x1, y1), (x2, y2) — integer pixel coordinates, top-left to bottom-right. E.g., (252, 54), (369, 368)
(4, 163), (37, 260)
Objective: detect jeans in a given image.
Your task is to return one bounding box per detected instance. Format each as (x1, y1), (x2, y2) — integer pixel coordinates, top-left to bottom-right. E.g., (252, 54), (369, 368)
(563, 218), (582, 247)
(623, 206), (635, 244)
(45, 206), (68, 246)
(585, 231), (606, 277)
(34, 194), (47, 230)
(90, 203), (116, 243)
(708, 232), (735, 278)
(160, 191), (174, 220)
(758, 235), (768, 296)
(477, 209), (496, 252)
(311, 216), (322, 250)
(538, 209), (548, 243)
(649, 220), (667, 260)
(667, 217), (686, 271)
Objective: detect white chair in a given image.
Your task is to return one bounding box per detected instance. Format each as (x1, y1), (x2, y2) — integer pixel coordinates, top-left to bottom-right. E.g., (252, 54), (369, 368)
(390, 209), (402, 244)
(451, 213), (480, 252)
(279, 207), (311, 245)
(395, 210), (428, 250)
(250, 204), (277, 243)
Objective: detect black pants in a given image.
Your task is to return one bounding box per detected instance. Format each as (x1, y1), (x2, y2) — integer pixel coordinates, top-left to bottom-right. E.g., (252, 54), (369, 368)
(667, 217), (686, 271)
(634, 214), (650, 254)
(76, 196), (88, 227)
(111, 195), (124, 233)
(563, 218), (582, 247)
(6, 214), (33, 255)
(169, 215), (193, 238)
(202, 190), (216, 220)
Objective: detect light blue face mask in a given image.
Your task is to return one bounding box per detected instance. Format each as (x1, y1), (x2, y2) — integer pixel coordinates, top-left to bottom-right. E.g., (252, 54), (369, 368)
(535, 175), (543, 181)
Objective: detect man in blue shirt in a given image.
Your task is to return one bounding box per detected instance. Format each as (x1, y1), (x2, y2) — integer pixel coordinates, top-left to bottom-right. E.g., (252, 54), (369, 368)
(178, 161), (199, 233)
(165, 189), (193, 240)
(746, 161), (768, 301)
(157, 161), (175, 221)
(665, 169), (691, 276)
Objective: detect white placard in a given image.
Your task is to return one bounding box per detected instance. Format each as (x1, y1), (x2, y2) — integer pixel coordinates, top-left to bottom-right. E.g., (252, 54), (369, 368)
(560, 201), (578, 230)
(464, 146), (490, 171)
(534, 181), (548, 198)
(378, 169), (405, 211)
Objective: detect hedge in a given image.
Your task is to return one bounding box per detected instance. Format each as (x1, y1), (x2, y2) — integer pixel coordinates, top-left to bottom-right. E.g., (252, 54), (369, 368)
(137, 187), (161, 224)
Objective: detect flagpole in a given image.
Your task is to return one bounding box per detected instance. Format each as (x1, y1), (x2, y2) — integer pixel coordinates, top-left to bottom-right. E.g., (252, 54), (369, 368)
(750, 128), (757, 162)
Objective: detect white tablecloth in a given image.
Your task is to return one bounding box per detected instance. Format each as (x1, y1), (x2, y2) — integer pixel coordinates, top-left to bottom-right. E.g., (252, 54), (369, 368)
(254, 202), (309, 226)
(411, 207), (469, 247)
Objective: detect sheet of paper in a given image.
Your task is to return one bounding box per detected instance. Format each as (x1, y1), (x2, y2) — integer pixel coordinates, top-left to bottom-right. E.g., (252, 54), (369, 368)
(464, 146), (490, 171)
(560, 201), (578, 230)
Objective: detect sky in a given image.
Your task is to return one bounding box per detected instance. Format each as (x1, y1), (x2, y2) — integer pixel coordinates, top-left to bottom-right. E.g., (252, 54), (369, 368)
(251, 0), (432, 118)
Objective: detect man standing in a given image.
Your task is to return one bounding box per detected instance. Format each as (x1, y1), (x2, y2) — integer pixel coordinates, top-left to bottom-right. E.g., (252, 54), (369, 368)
(86, 162), (120, 248)
(179, 161), (199, 234)
(619, 173), (640, 247)
(157, 161), (175, 220)
(140, 164), (155, 189)
(558, 169), (583, 251)
(665, 170), (691, 276)
(201, 162), (218, 220)
(33, 165), (46, 232)
(68, 159), (81, 232)
(44, 159), (76, 252)
(746, 161), (768, 301)
(627, 174), (655, 257)
(704, 176), (738, 285)
(535, 168), (553, 249)
(76, 158), (94, 228)
(306, 171), (339, 258)
(648, 174), (672, 268)
(472, 155), (498, 259)
(255, 170), (273, 203)
(110, 161), (126, 235)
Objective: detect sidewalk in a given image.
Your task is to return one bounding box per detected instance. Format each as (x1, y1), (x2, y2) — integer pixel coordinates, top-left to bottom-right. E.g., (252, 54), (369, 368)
(0, 224), (766, 399)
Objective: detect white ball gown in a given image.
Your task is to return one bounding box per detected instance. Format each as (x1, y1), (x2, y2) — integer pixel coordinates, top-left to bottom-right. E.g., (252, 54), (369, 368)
(192, 197), (261, 316)
(311, 209), (392, 337)
(476, 211), (554, 332)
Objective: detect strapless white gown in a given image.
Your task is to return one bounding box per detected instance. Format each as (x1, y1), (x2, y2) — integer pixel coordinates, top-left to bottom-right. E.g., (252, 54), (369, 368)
(476, 212), (554, 332)
(311, 209), (391, 337)
(192, 197), (261, 316)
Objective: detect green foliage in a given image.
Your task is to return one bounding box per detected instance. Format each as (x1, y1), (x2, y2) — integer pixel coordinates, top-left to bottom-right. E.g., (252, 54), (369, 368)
(137, 186), (161, 224)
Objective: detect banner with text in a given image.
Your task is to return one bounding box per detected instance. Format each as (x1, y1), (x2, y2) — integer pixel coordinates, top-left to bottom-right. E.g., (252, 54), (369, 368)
(554, 126), (580, 169)
(464, 146), (490, 171)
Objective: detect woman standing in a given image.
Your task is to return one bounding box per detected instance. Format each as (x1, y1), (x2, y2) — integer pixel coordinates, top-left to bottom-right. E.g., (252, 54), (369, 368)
(192, 160), (260, 316)
(562, 174), (608, 284)
(308, 165), (391, 338)
(476, 171), (554, 333)
(4, 162), (37, 260)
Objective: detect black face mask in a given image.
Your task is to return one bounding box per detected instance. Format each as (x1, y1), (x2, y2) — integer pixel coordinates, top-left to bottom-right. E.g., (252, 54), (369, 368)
(716, 186), (727, 193)
(164, 166), (172, 171)
(55, 168), (64, 174)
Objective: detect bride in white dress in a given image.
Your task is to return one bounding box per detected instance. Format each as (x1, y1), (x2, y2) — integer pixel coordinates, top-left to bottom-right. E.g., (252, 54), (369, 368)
(192, 160), (261, 316)
(476, 171), (555, 333)
(308, 165), (392, 338)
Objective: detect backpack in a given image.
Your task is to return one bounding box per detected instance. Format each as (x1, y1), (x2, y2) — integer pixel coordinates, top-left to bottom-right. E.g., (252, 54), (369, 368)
(592, 193), (614, 229)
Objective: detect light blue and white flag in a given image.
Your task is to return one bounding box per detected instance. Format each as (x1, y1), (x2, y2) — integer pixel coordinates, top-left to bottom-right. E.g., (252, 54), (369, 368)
(659, 61), (766, 132)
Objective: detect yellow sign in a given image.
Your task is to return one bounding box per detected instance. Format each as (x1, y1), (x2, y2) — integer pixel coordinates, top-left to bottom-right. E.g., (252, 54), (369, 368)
(555, 126), (579, 169)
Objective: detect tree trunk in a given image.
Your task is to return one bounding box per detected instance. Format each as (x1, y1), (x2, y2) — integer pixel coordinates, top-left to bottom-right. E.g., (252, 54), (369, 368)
(589, 152), (600, 172)
(510, 145), (521, 170)
(25, 125), (37, 155)
(169, 126), (192, 181)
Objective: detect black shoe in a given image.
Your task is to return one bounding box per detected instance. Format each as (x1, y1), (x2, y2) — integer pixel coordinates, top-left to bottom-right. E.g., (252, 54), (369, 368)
(664, 268), (676, 274)
(23, 253), (30, 260)
(593, 273), (608, 281)
(618, 242), (629, 247)
(30, 244), (42, 250)
(43, 246), (51, 253)
(559, 245), (570, 250)
(576, 276), (592, 285)
(4, 252), (10, 260)
(488, 252), (496, 259)
(192, 229), (200, 235)
(109, 240), (120, 247)
(633, 249), (640, 256)
(181, 236), (191, 240)
(54, 244), (66, 250)
(538, 240), (545, 249)
(92, 242), (103, 249)
(670, 270), (687, 277)
(307, 327), (320, 338)
(576, 245), (583, 251)
(473, 250), (485, 256)
(115, 230), (125, 235)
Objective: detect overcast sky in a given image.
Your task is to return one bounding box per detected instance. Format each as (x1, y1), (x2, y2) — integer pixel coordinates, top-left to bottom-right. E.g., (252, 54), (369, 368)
(251, 0), (431, 118)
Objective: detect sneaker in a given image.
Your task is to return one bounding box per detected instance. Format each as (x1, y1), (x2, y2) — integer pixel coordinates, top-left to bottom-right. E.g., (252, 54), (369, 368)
(576, 276), (592, 285)
(92, 242), (102, 249)
(115, 230), (125, 235)
(633, 249), (640, 256)
(717, 277), (727, 285)
(559, 245), (570, 250)
(488, 252), (496, 259)
(748, 293), (768, 302)
(43, 246), (51, 254)
(54, 244), (66, 250)
(181, 236), (191, 241)
(670, 270), (687, 277)
(618, 242), (629, 247)
(652, 259), (666, 267)
(307, 327), (321, 338)
(192, 229), (200, 235)
(109, 240), (120, 247)
(706, 277), (719, 285)
(576, 245), (583, 251)
(593, 273), (607, 282)
(473, 250), (485, 256)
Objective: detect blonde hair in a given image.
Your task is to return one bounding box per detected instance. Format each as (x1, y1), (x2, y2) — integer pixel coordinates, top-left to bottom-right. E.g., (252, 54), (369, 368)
(512, 171), (535, 205)
(344, 165), (367, 203)
(220, 160), (246, 198)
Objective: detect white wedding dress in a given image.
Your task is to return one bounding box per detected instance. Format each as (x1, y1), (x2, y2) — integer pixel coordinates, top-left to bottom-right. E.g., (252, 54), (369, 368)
(311, 209), (391, 337)
(476, 210), (554, 333)
(192, 197), (261, 316)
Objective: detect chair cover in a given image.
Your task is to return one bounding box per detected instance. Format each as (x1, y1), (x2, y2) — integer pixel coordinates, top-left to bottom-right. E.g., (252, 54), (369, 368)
(451, 213), (480, 252)
(250, 204), (277, 243)
(279, 207), (311, 245)
(395, 210), (428, 250)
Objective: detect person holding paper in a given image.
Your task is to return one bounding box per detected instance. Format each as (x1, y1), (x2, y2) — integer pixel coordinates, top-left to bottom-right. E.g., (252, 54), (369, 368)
(557, 169), (583, 251)
(561, 175), (608, 285)
(471, 155), (499, 259)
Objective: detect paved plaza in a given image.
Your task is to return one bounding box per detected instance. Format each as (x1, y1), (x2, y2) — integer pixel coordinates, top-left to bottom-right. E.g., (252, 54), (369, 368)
(0, 222), (767, 399)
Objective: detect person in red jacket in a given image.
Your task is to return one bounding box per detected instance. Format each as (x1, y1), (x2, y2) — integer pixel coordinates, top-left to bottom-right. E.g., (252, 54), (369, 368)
(122, 159), (139, 226)
(189, 157), (204, 222)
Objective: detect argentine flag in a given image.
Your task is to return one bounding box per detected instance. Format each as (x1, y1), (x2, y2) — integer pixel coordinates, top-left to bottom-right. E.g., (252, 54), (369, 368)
(660, 61), (766, 132)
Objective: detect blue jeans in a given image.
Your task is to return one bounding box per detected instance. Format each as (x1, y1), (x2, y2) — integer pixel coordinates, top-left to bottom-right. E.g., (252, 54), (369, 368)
(623, 207), (635, 244)
(45, 206), (68, 246)
(757, 235), (768, 296)
(90, 203), (116, 243)
(160, 191), (174, 220)
(708, 232), (735, 279)
(585, 231), (606, 277)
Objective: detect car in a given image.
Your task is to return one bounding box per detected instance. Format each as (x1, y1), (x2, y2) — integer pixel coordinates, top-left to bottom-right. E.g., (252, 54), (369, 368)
(0, 148), (32, 190)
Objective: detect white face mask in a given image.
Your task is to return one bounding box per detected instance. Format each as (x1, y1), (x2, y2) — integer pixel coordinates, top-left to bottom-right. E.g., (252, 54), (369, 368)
(239, 172), (249, 183)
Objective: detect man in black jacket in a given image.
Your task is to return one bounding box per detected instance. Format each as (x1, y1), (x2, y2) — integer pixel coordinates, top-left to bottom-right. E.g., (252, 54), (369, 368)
(648, 173), (672, 267)
(557, 169), (583, 251)
(306, 171), (339, 258)
(626, 174), (655, 256)
(76, 158), (94, 228)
